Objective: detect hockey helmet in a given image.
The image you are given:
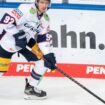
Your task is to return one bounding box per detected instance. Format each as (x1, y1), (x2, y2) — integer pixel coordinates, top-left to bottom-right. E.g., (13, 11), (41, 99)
(35, 0), (51, 9)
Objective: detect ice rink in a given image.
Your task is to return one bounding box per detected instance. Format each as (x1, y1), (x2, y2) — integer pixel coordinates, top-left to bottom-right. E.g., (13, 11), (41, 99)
(0, 76), (105, 105)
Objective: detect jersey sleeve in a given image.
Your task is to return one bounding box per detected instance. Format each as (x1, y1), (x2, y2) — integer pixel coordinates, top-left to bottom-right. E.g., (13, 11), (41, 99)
(37, 13), (50, 43)
(0, 4), (29, 25)
(38, 13), (50, 35)
(0, 4), (29, 34)
(36, 13), (52, 55)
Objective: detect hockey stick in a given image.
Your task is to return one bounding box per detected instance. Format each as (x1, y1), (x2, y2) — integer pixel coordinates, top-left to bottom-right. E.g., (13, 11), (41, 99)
(55, 67), (105, 104)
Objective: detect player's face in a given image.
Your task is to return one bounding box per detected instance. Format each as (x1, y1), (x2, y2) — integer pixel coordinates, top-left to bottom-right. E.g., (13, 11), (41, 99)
(37, 0), (49, 13)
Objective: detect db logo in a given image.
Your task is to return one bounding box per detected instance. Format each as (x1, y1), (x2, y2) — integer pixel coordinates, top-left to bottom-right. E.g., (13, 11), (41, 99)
(16, 64), (35, 72)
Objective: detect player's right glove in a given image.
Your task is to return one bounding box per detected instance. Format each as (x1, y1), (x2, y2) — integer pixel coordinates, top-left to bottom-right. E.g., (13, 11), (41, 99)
(13, 30), (27, 49)
(44, 53), (56, 71)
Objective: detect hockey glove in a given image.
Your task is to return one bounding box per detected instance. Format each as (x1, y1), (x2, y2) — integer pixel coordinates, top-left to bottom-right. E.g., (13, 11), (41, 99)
(32, 43), (44, 59)
(44, 53), (56, 71)
(13, 30), (27, 49)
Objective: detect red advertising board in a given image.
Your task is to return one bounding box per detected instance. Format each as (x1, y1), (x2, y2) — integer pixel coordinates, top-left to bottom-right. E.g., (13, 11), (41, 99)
(3, 62), (105, 79)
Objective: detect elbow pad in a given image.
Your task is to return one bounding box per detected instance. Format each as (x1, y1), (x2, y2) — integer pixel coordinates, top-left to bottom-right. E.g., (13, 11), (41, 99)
(32, 43), (43, 59)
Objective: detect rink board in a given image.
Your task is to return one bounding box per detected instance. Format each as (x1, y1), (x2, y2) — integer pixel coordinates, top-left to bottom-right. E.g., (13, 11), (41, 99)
(0, 3), (105, 78)
(3, 62), (105, 79)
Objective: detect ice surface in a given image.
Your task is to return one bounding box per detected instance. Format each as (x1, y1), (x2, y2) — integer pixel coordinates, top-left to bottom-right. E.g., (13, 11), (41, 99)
(0, 76), (105, 105)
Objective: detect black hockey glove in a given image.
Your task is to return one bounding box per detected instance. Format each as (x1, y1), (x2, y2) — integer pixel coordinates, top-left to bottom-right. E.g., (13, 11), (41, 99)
(44, 53), (56, 70)
(13, 30), (27, 49)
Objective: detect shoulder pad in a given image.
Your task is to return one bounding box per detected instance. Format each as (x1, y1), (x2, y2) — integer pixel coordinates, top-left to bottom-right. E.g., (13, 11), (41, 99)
(43, 13), (49, 21)
(29, 7), (37, 14)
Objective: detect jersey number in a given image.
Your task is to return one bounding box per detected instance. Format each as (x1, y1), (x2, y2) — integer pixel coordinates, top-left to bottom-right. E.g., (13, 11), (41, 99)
(0, 13), (15, 24)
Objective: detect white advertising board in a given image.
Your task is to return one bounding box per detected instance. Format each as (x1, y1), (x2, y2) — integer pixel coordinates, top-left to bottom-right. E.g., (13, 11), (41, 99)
(48, 9), (105, 64)
(5, 0), (105, 5)
(69, 0), (105, 5)
(6, 0), (62, 3)
(0, 8), (105, 65)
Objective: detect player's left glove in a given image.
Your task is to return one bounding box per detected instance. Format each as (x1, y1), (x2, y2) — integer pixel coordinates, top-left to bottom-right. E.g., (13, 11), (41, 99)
(13, 30), (27, 49)
(44, 53), (56, 71)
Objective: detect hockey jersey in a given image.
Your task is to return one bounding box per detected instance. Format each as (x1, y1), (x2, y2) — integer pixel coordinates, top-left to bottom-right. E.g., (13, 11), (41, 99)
(0, 3), (51, 54)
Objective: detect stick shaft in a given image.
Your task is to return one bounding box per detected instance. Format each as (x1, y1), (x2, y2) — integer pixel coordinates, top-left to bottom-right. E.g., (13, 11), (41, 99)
(56, 67), (105, 104)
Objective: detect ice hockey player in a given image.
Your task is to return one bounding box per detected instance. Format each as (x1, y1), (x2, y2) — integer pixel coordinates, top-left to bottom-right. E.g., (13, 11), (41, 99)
(0, 0), (56, 99)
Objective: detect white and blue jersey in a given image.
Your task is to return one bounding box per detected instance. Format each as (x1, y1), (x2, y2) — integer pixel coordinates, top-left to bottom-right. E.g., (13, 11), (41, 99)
(0, 3), (51, 54)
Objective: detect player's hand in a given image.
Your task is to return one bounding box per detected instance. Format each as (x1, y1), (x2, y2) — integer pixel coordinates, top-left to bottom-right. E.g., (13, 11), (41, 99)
(13, 30), (27, 49)
(43, 53), (56, 71)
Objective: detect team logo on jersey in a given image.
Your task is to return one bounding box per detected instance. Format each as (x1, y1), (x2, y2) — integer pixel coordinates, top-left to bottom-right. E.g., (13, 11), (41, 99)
(11, 8), (23, 19)
(24, 21), (40, 33)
